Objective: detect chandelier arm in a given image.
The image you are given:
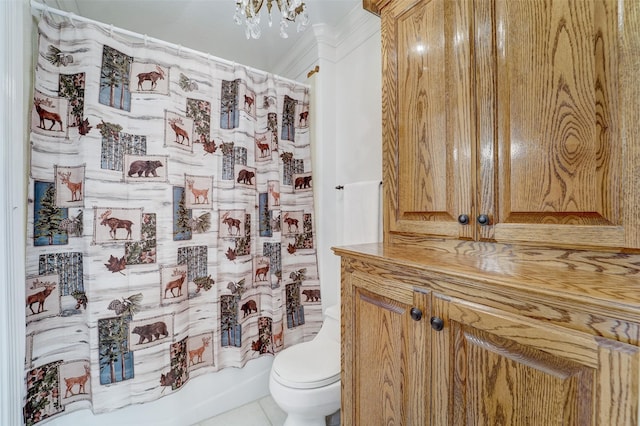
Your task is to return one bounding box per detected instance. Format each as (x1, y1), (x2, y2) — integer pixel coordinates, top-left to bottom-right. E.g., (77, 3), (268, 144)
(235, 0), (307, 38)
(246, 0), (264, 17)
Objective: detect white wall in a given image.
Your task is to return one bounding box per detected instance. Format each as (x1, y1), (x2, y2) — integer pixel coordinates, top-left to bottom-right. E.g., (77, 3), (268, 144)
(334, 30), (382, 186)
(1, 2), (381, 425)
(333, 14), (383, 252)
(276, 7), (382, 311)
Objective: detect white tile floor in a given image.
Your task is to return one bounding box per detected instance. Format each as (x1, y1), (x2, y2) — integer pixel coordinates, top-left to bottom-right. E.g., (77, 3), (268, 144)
(194, 395), (287, 426)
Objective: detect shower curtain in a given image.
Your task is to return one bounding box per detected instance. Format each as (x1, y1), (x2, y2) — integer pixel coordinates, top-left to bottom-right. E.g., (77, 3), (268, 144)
(24, 13), (321, 425)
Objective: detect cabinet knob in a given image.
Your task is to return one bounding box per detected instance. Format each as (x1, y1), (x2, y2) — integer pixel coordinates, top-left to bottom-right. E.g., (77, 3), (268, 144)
(457, 214), (469, 225)
(430, 316), (444, 331)
(410, 307), (423, 321)
(477, 214), (490, 226)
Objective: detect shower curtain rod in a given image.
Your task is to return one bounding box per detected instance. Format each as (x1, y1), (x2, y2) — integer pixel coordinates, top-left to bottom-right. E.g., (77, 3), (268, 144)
(29, 0), (309, 89)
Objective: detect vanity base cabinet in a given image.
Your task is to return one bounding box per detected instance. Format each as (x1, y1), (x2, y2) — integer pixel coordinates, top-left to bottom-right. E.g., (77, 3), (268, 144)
(342, 268), (430, 425)
(433, 296), (639, 425)
(337, 244), (640, 425)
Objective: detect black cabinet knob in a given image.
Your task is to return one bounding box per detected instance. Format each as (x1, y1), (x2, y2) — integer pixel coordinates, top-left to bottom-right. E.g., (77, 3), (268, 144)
(430, 316), (444, 331)
(477, 214), (490, 226)
(457, 214), (469, 225)
(410, 307), (422, 321)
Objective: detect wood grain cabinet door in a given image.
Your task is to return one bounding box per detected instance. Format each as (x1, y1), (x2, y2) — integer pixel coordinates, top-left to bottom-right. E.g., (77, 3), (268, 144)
(381, 0), (640, 249)
(342, 270), (431, 425)
(476, 0), (640, 249)
(431, 295), (640, 425)
(383, 0), (476, 241)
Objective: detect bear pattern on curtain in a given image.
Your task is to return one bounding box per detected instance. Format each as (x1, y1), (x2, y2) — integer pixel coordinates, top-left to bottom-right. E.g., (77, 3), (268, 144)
(24, 14), (320, 425)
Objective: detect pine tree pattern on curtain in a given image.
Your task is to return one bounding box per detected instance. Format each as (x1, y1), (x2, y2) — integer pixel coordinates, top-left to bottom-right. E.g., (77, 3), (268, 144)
(24, 16), (319, 425)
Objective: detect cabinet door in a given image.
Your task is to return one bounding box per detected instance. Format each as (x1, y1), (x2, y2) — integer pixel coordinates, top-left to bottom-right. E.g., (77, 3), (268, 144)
(476, 0), (640, 248)
(432, 295), (640, 425)
(383, 0), (475, 241)
(342, 269), (430, 425)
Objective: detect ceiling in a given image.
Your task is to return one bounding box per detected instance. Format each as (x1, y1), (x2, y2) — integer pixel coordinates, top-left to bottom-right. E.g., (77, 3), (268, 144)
(43, 0), (361, 72)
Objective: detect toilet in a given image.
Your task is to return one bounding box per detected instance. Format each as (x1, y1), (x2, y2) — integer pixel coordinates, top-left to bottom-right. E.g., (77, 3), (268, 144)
(269, 305), (341, 426)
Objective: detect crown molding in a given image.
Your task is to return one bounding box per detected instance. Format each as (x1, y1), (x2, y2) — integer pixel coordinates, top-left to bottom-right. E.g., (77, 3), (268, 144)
(275, 4), (380, 80)
(313, 23), (338, 63)
(334, 6), (380, 62)
(272, 22), (340, 80)
(272, 24), (319, 80)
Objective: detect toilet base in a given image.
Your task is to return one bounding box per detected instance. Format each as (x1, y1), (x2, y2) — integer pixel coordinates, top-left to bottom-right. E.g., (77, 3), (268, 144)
(269, 372), (340, 426)
(283, 413), (327, 426)
(326, 410), (340, 426)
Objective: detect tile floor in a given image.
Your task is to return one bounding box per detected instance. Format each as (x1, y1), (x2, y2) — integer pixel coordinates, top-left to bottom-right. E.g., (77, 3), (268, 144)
(194, 395), (286, 426)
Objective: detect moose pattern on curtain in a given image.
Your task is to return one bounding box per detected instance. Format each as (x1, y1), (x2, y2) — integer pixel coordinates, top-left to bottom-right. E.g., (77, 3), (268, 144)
(24, 15), (320, 425)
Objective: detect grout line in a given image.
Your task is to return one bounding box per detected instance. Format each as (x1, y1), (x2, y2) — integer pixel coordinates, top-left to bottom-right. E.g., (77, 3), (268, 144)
(257, 396), (275, 426)
(257, 400), (273, 426)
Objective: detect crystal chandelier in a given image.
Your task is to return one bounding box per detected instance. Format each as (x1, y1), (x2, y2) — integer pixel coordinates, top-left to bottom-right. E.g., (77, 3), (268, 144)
(234, 0), (310, 39)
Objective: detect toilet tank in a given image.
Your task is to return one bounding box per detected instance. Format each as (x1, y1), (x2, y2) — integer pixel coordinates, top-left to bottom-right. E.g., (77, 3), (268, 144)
(316, 305), (340, 342)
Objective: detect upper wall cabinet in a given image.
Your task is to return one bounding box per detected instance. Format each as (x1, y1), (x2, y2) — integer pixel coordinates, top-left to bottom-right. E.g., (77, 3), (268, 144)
(377, 0), (640, 250)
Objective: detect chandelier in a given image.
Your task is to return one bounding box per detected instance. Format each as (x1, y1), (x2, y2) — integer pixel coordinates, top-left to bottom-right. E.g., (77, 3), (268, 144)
(234, 0), (310, 39)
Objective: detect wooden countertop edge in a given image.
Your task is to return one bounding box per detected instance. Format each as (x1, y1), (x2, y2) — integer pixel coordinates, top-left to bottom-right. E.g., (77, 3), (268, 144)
(332, 243), (640, 318)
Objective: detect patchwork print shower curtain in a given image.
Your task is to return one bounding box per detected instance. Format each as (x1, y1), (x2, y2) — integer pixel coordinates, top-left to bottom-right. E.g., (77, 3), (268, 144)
(24, 15), (320, 425)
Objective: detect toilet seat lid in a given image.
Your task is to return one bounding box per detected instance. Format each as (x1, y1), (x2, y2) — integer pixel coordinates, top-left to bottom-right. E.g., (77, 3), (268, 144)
(272, 340), (340, 389)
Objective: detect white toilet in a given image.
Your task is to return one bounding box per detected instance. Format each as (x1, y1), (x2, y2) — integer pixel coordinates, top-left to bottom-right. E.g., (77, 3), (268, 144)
(269, 305), (341, 426)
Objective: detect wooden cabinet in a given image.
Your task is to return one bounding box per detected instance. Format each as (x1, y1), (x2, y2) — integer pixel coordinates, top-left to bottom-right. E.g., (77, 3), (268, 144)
(336, 244), (640, 425)
(342, 268), (430, 424)
(376, 0), (640, 250)
(433, 296), (639, 425)
(341, 0), (640, 422)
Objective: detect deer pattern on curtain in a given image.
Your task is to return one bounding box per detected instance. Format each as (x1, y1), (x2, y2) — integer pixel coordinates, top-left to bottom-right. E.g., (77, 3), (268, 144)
(24, 16), (320, 425)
